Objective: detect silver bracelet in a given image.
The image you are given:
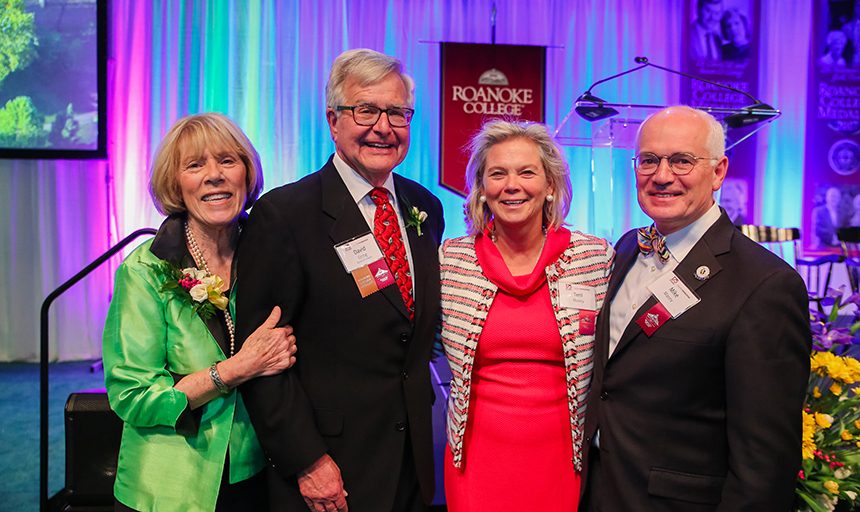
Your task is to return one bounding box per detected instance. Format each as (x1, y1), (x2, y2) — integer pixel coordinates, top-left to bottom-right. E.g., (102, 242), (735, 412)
(209, 362), (230, 395)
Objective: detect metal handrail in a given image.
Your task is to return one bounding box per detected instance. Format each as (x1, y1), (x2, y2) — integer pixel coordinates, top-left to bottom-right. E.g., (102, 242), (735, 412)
(40, 228), (156, 512)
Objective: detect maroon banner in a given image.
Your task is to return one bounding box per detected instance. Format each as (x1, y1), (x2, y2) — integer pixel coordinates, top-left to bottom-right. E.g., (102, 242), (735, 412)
(802, 1), (860, 256)
(682, 0), (761, 226)
(440, 42), (546, 196)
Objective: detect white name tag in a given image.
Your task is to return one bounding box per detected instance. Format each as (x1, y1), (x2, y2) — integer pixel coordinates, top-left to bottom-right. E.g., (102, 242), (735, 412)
(647, 271), (700, 318)
(559, 281), (596, 310)
(334, 233), (384, 273)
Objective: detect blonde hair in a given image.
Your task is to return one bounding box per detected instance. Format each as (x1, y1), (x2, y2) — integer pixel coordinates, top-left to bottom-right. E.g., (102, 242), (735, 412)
(149, 112), (263, 215)
(326, 49), (415, 111)
(463, 119), (572, 235)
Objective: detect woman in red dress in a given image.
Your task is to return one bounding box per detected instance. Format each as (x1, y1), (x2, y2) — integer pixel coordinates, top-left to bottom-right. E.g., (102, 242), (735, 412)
(440, 120), (613, 511)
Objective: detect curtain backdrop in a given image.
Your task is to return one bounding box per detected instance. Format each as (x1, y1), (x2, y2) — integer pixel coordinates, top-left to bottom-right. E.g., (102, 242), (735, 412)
(0, 0), (810, 361)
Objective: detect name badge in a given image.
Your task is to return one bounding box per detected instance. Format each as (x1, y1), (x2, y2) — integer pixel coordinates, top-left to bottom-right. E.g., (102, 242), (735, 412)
(579, 310), (596, 336)
(636, 302), (672, 336)
(559, 281), (597, 311)
(334, 233), (395, 297)
(334, 233), (384, 273)
(646, 271), (700, 319)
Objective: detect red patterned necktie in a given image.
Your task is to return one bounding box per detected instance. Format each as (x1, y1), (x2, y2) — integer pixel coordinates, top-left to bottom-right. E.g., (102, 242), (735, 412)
(370, 188), (414, 320)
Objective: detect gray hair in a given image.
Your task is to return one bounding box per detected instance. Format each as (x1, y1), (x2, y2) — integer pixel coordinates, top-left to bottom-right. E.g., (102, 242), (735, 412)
(636, 106), (726, 160)
(827, 30), (847, 48)
(326, 49), (415, 112)
(463, 119), (572, 236)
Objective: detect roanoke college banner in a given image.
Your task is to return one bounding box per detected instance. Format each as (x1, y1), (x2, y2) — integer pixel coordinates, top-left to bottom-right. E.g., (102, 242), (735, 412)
(683, 0), (761, 227)
(802, 0), (860, 256)
(440, 42), (546, 196)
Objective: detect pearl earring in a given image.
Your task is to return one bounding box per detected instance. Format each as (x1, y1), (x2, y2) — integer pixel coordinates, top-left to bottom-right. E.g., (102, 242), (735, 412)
(479, 195), (486, 202)
(546, 194), (554, 202)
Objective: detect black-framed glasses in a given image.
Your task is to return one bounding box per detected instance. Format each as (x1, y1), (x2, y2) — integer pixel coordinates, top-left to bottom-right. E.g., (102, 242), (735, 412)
(336, 104), (415, 127)
(632, 152), (719, 176)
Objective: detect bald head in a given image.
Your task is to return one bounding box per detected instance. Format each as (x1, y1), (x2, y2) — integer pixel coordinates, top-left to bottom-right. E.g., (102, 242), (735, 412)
(637, 106), (726, 159)
(635, 106), (729, 234)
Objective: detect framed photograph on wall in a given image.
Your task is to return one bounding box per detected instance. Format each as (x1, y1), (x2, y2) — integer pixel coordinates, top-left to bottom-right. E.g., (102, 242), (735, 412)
(0, 0), (108, 160)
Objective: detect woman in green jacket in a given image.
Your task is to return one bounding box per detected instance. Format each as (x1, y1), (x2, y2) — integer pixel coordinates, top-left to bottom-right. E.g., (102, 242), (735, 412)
(104, 112), (297, 512)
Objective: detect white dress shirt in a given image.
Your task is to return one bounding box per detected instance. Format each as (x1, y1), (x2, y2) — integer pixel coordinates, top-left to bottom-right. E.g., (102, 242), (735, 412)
(332, 153), (416, 294)
(595, 203), (722, 448)
(608, 202), (722, 356)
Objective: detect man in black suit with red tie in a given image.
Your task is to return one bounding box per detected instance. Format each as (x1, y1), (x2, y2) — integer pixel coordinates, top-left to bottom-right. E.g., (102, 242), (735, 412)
(580, 106), (811, 512)
(235, 49), (443, 512)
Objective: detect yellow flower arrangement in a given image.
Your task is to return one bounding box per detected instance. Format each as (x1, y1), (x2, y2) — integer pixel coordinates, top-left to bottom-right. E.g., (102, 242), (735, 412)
(796, 288), (860, 511)
(795, 287), (860, 511)
(797, 350), (860, 512)
(803, 412), (817, 460)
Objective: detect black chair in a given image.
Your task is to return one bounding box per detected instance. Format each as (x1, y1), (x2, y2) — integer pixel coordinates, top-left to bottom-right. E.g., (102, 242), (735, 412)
(839, 227), (860, 294)
(739, 225), (800, 261)
(739, 225), (839, 312)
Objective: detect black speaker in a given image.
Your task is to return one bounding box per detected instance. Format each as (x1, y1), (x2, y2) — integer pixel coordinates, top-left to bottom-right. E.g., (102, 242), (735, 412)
(63, 392), (123, 507)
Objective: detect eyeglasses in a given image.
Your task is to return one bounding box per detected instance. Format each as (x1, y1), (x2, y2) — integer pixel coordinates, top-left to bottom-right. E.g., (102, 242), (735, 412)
(336, 104), (415, 127)
(632, 152), (719, 176)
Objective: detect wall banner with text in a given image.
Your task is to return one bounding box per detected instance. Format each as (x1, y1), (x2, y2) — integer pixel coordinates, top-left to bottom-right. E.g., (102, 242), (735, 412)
(802, 0), (860, 256)
(682, 0), (760, 227)
(440, 42), (545, 196)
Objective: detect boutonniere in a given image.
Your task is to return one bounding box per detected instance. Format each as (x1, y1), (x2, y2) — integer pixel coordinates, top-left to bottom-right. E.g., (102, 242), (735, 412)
(147, 259), (228, 319)
(401, 198), (428, 236)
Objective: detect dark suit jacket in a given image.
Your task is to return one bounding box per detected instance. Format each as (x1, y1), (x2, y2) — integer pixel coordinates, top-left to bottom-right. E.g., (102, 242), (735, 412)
(813, 204), (839, 248)
(689, 21), (721, 61)
(235, 157), (444, 510)
(581, 211), (811, 512)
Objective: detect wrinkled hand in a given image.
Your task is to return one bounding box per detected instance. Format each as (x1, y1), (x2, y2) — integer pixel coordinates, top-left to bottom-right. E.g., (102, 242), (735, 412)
(298, 454), (348, 512)
(235, 306), (297, 379)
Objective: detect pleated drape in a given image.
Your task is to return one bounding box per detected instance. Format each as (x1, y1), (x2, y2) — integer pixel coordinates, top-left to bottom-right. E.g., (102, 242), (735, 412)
(0, 0), (810, 361)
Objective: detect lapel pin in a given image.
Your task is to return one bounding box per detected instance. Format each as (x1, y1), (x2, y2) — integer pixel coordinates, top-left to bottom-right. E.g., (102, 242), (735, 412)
(695, 266), (710, 281)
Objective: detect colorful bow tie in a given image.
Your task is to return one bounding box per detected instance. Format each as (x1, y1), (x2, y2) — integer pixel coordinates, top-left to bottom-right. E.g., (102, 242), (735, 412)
(637, 225), (670, 263)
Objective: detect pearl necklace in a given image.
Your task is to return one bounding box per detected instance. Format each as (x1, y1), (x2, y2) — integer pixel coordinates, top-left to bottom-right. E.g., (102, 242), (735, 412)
(185, 221), (237, 357)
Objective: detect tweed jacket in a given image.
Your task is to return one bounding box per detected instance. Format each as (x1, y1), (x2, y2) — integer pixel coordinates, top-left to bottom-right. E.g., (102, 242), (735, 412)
(440, 229), (613, 471)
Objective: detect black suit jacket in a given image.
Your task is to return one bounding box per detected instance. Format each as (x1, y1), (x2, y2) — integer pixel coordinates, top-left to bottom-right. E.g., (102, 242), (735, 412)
(581, 211), (811, 512)
(813, 204), (839, 248)
(235, 157), (444, 510)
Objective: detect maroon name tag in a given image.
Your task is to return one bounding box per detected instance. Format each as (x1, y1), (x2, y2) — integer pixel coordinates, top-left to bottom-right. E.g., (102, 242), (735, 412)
(636, 302), (671, 337)
(579, 310), (596, 335)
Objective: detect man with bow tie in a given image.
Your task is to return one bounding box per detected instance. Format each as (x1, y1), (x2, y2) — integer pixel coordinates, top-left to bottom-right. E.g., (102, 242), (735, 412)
(579, 106), (811, 512)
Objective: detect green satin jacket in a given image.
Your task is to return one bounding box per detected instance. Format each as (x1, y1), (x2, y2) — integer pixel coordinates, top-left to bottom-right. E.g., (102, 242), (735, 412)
(103, 218), (265, 512)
